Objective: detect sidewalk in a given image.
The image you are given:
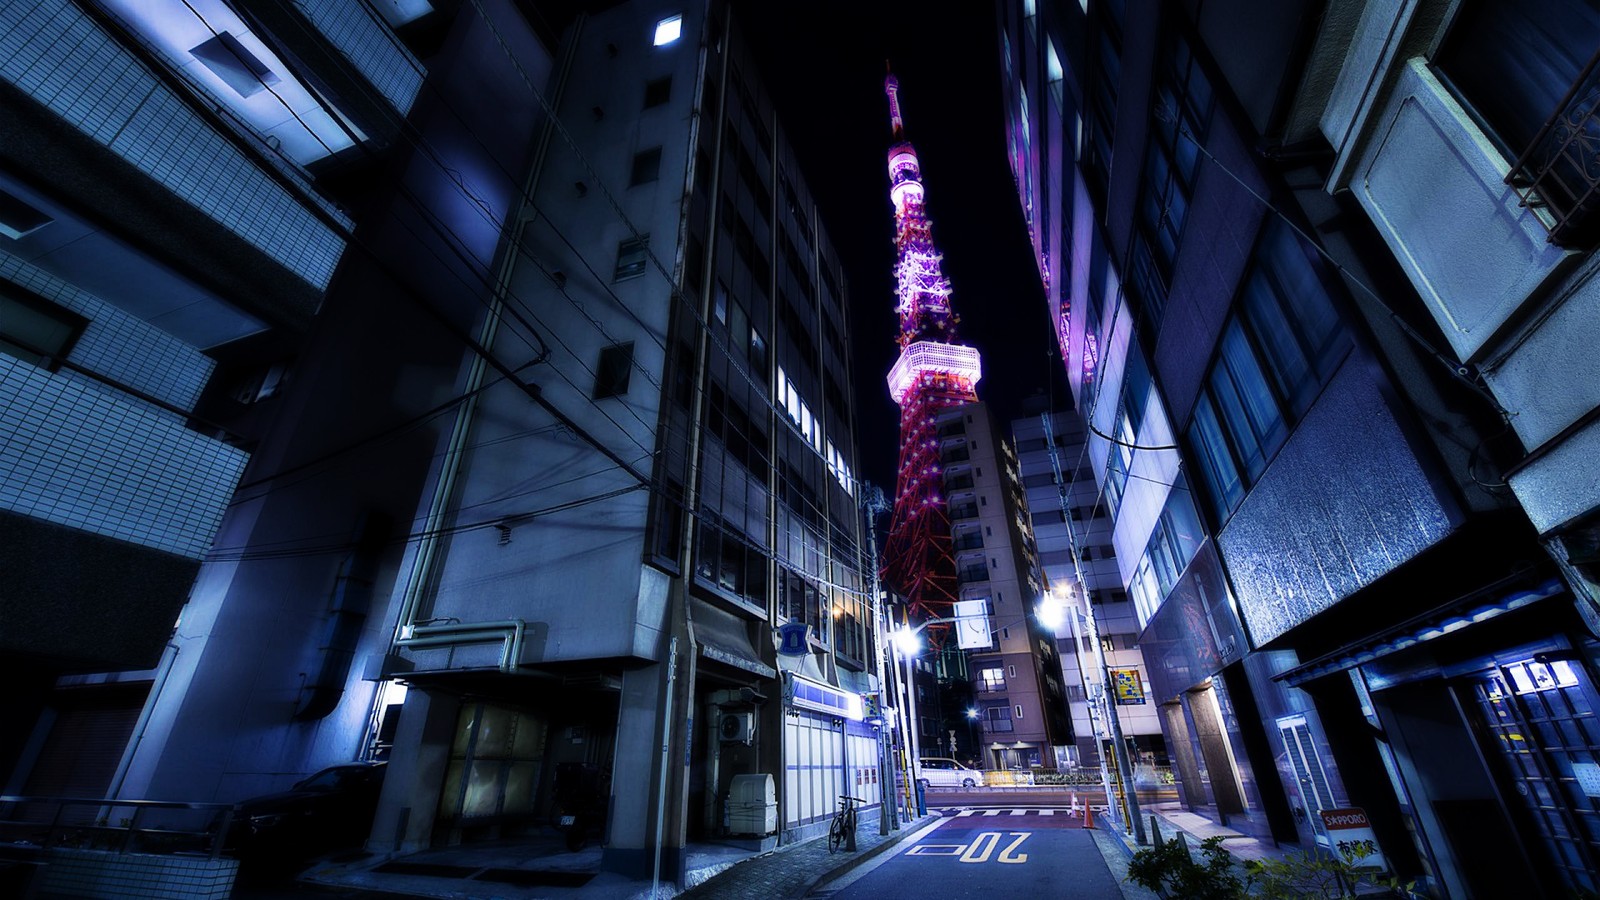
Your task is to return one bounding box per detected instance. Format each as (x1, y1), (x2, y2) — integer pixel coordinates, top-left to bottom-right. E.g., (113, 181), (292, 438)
(1136, 801), (1290, 863)
(679, 814), (941, 900)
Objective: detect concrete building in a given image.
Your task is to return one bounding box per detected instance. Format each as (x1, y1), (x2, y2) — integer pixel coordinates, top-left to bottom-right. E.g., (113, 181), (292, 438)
(939, 401), (1072, 771)
(0, 0), (449, 801)
(3, 0), (880, 886)
(1000, 2), (1600, 895)
(1012, 398), (1164, 772)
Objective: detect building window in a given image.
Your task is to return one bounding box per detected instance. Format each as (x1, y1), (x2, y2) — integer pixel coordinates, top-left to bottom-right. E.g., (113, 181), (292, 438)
(653, 14), (683, 46)
(1128, 31), (1212, 330)
(594, 342), (634, 399)
(979, 667), (1006, 692)
(1185, 222), (1347, 522)
(613, 235), (649, 281)
(643, 76), (672, 108)
(0, 287), (86, 371)
(1434, 0), (1600, 165)
(630, 147), (662, 186)
(1015, 705), (1024, 719)
(983, 705), (1014, 733)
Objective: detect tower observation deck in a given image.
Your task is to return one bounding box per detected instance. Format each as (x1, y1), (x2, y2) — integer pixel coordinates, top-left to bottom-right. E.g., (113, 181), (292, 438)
(880, 70), (982, 635)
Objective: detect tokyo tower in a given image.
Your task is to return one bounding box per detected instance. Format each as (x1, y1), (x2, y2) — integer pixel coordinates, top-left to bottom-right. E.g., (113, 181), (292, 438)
(880, 70), (982, 637)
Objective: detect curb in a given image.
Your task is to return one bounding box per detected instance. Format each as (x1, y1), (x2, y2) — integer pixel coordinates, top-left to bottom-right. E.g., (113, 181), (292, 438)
(799, 815), (943, 898)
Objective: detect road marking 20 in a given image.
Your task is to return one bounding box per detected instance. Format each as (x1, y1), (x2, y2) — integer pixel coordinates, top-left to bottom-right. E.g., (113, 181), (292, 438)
(908, 832), (1030, 864)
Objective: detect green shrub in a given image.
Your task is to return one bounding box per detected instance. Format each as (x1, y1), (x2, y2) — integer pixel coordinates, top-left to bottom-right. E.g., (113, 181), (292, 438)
(1127, 835), (1243, 900)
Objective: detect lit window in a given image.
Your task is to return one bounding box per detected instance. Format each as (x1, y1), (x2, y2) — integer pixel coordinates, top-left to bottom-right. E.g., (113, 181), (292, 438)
(613, 235), (649, 281)
(653, 14), (683, 46)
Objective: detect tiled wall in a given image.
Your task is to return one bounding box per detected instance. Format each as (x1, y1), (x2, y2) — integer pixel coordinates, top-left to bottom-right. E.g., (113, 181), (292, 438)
(0, 358), (248, 560)
(37, 848), (237, 900)
(0, 0), (348, 289)
(0, 250), (213, 412)
(296, 0), (425, 114)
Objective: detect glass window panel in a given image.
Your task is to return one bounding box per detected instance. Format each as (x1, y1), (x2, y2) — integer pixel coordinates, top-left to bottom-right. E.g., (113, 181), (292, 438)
(1242, 273), (1317, 416)
(463, 760), (502, 817)
(503, 762), (540, 814)
(1215, 320), (1285, 479)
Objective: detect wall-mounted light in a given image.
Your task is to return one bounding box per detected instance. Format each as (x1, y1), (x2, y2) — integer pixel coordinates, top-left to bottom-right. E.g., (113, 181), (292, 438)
(653, 14), (682, 46)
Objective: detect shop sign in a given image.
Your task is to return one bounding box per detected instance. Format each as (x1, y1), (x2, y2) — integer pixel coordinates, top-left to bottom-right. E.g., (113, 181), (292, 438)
(777, 620), (809, 656)
(1319, 807), (1387, 873)
(1110, 668), (1146, 705)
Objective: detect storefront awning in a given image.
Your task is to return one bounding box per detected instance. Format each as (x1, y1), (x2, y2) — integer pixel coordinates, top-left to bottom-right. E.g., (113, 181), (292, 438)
(1274, 577), (1565, 688)
(692, 599), (775, 679)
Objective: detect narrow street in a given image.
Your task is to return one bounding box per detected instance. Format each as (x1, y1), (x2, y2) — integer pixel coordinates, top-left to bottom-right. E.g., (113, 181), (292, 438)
(816, 804), (1143, 900)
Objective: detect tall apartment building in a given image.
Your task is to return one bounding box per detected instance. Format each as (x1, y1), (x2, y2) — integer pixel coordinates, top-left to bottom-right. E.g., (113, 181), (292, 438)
(1, 0), (516, 799)
(1001, 2), (1600, 896)
(1012, 398), (1164, 771)
(364, 0), (879, 871)
(3, 0), (878, 885)
(939, 401), (1072, 770)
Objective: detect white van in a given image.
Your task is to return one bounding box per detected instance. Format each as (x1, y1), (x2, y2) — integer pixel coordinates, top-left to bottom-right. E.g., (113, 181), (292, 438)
(917, 757), (984, 788)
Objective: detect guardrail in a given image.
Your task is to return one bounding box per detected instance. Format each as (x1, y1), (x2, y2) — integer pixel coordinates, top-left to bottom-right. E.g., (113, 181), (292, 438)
(0, 796), (235, 859)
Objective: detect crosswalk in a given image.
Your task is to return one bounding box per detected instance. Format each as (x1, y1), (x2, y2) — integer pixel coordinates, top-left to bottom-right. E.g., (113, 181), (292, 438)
(931, 807), (1102, 817)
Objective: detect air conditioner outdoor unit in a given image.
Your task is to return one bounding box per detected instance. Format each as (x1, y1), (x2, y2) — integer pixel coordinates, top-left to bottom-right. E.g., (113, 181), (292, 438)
(718, 712), (754, 743)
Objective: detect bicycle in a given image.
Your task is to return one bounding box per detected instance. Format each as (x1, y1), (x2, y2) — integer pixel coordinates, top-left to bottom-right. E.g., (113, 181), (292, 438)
(827, 795), (865, 854)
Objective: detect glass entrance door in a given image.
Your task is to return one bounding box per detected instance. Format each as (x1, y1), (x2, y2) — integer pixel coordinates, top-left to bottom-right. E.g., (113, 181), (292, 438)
(1469, 657), (1600, 894)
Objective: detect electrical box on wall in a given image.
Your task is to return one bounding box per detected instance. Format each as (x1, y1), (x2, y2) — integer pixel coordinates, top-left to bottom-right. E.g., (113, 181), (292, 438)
(718, 712), (754, 743)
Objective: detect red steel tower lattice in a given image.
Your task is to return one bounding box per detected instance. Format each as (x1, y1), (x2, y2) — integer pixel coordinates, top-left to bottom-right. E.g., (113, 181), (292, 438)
(880, 71), (983, 637)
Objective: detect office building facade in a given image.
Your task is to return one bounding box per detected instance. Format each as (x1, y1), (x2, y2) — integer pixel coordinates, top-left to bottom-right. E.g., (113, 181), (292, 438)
(1001, 1), (1600, 895)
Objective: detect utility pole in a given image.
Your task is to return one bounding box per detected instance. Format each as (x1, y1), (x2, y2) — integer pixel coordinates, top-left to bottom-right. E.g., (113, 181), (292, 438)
(861, 483), (899, 834)
(1042, 412), (1146, 845)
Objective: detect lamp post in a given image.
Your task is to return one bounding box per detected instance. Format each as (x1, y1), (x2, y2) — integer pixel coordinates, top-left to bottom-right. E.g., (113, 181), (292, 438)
(965, 707), (979, 764)
(1039, 584), (1146, 844)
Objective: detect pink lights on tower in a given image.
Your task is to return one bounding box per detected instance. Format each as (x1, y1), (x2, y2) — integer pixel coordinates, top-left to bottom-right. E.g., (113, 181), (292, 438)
(878, 70), (982, 637)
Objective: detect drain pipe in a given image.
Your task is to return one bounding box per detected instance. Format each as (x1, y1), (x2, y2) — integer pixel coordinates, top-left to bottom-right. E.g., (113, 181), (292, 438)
(395, 620), (526, 671)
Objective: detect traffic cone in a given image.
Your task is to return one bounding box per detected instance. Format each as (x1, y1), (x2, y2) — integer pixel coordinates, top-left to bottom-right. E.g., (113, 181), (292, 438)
(1082, 804), (1095, 829)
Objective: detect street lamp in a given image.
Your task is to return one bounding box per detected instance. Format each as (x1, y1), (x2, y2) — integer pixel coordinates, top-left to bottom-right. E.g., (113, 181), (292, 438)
(965, 707), (979, 764)
(1040, 581), (1146, 845)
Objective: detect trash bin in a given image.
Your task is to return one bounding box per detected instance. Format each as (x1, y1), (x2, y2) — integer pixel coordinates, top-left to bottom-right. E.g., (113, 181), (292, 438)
(727, 774), (776, 835)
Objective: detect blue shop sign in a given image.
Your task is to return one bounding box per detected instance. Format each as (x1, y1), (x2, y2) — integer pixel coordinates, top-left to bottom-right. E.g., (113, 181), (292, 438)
(777, 620), (810, 656)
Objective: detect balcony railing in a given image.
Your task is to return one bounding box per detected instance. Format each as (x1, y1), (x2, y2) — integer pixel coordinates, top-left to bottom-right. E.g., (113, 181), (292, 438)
(942, 447), (971, 463)
(952, 533), (984, 551)
(958, 566), (989, 584)
(982, 718), (1015, 734)
(0, 796), (235, 859)
(1507, 46), (1600, 246)
(949, 504), (979, 520)
(945, 473), (975, 490)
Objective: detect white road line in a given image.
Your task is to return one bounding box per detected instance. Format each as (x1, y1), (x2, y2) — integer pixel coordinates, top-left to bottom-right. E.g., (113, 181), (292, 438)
(981, 810), (1003, 816)
(956, 810), (976, 817)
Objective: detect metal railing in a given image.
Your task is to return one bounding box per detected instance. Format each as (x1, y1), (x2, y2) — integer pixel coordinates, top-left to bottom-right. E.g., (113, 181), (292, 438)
(1507, 46), (1600, 246)
(0, 796), (235, 859)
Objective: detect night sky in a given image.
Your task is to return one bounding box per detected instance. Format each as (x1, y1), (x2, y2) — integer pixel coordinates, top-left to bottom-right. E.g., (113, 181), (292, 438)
(733, 1), (1057, 490)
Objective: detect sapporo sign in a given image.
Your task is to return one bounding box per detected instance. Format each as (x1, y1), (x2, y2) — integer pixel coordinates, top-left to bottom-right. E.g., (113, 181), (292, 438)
(1319, 807), (1387, 873)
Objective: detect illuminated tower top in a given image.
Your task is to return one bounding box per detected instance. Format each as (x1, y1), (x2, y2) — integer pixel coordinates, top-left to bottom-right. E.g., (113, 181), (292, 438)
(882, 69), (981, 405)
(880, 71), (981, 616)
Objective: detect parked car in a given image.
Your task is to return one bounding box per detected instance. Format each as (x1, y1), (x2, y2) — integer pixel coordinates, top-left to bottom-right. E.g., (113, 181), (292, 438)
(228, 762), (386, 867)
(917, 757), (984, 788)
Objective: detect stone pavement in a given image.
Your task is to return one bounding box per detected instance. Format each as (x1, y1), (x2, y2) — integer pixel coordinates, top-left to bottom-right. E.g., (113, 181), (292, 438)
(679, 814), (941, 900)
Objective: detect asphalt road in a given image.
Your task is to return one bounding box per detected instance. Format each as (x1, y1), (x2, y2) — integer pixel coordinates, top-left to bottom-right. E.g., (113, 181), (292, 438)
(816, 811), (1130, 900)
